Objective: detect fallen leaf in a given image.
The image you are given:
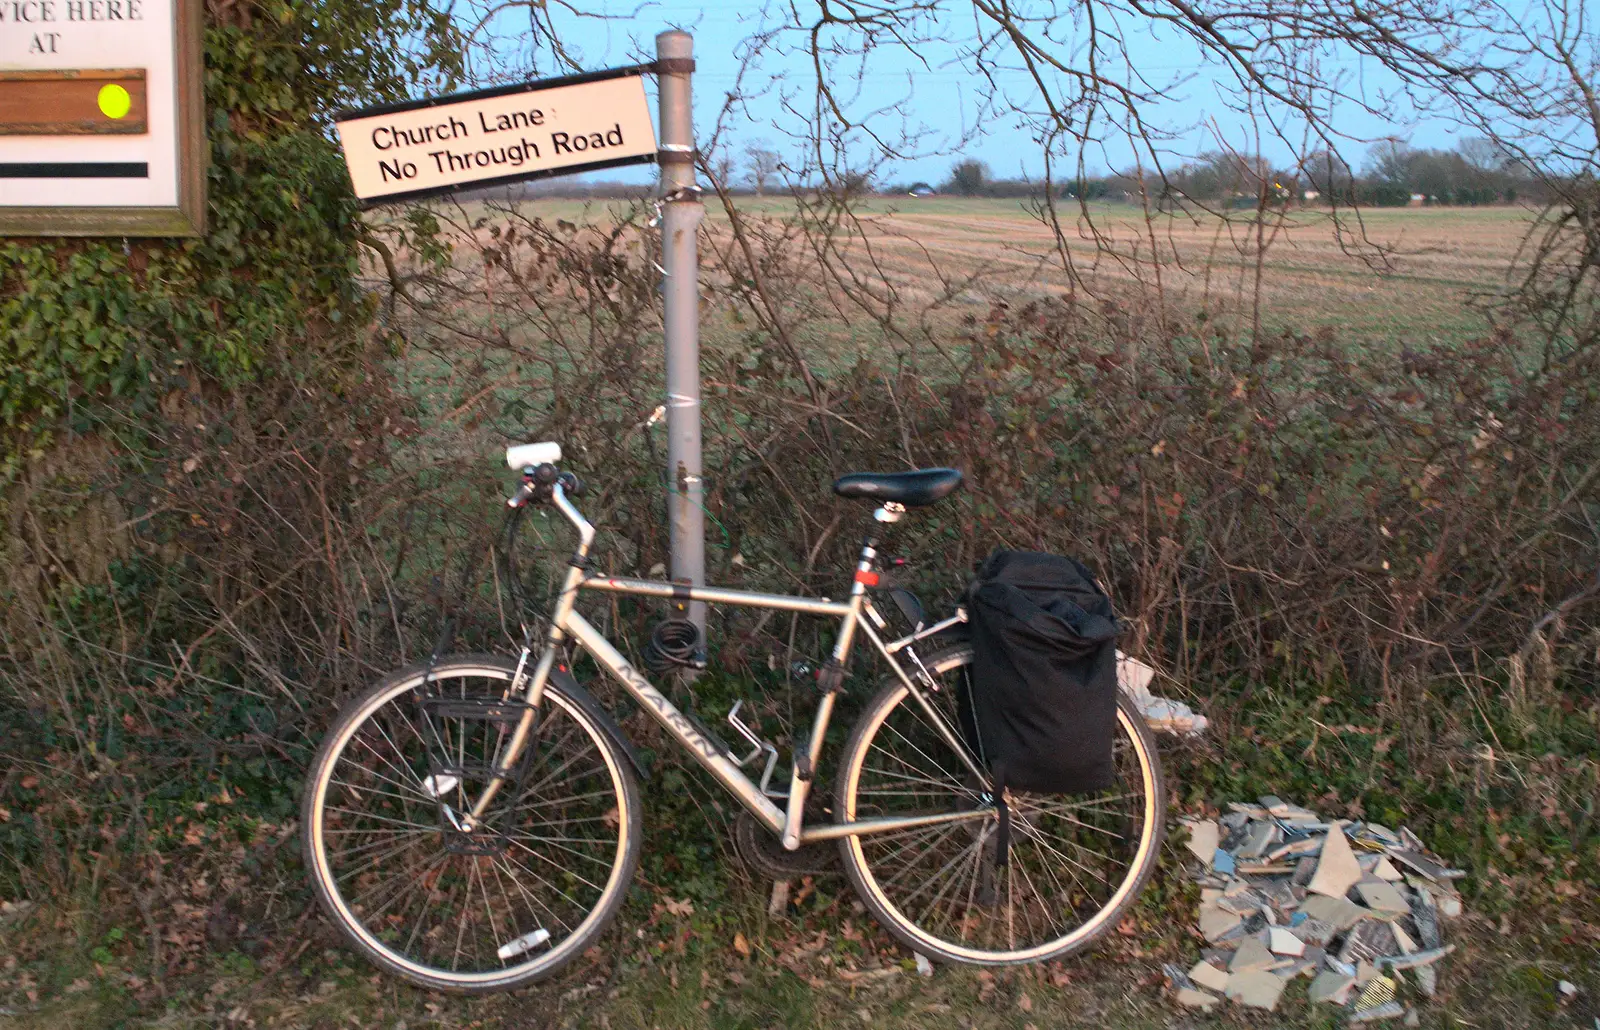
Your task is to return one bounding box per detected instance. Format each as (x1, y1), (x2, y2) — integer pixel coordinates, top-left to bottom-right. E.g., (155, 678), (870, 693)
(793, 876), (816, 907)
(20, 775), (38, 790)
(664, 898), (694, 917)
(1019, 992), (1034, 1013)
(733, 932), (751, 957)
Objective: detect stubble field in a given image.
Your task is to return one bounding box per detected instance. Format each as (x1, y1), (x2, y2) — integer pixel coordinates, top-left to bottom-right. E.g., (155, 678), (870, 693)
(504, 195), (1536, 345)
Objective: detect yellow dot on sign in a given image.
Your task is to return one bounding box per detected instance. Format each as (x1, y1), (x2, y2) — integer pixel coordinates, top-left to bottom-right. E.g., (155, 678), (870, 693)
(98, 84), (132, 120)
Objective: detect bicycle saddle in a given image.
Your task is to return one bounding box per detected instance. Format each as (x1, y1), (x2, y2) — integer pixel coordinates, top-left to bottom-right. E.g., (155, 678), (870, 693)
(832, 468), (963, 507)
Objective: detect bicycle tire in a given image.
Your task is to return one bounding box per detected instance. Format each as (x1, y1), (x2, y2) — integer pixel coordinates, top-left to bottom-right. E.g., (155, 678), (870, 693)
(835, 643), (1165, 965)
(302, 654), (641, 993)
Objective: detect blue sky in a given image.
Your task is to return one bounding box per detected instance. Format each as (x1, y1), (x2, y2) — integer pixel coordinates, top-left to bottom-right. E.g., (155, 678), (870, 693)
(485, 1), (1465, 188)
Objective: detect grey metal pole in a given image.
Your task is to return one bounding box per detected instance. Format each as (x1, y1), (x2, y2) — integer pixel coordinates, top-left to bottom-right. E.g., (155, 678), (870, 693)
(655, 29), (707, 632)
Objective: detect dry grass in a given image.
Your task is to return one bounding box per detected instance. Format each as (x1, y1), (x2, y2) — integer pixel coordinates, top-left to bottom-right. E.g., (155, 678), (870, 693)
(470, 196), (1535, 345)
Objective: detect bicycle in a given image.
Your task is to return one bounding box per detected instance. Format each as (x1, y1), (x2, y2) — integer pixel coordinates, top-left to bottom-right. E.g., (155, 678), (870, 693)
(301, 441), (1166, 993)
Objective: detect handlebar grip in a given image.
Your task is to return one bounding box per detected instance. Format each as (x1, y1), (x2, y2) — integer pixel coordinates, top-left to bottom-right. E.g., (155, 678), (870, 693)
(558, 471), (584, 497)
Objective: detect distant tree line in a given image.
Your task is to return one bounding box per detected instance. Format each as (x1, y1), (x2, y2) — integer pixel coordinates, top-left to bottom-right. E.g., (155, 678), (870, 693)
(484, 137), (1549, 207)
(883, 139), (1550, 207)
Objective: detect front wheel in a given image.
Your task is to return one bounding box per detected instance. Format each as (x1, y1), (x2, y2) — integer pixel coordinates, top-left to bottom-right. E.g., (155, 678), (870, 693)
(301, 654), (641, 993)
(835, 644), (1165, 965)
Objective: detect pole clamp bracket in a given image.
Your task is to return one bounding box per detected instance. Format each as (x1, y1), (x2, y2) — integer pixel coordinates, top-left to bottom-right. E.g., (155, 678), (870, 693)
(657, 145), (698, 166)
(654, 57), (696, 74)
(657, 184), (703, 205)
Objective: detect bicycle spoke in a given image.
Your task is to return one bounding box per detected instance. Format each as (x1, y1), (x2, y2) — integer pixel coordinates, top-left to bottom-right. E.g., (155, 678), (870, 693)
(324, 806), (438, 832)
(474, 858), (503, 969)
(489, 853), (560, 941)
(335, 830), (435, 879)
(899, 834), (985, 913)
(1012, 820), (1115, 889)
(365, 850), (451, 927)
(843, 656), (1162, 962)
(493, 855), (576, 935)
(344, 737), (434, 804)
(879, 718), (969, 790)
(499, 845), (594, 913)
(504, 787), (619, 813)
(878, 823), (965, 892)
(330, 776), (430, 809)
(308, 667), (631, 985)
(507, 838), (606, 893)
(860, 760), (983, 799)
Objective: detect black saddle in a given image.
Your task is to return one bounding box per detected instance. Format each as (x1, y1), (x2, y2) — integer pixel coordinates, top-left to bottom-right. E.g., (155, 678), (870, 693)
(832, 468), (963, 507)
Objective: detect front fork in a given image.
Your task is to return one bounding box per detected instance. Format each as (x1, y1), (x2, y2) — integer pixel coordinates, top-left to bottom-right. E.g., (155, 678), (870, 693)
(459, 489), (593, 831)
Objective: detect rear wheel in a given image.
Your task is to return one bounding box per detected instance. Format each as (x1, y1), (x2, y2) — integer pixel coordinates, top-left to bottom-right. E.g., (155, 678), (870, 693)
(302, 654), (640, 993)
(835, 644), (1164, 965)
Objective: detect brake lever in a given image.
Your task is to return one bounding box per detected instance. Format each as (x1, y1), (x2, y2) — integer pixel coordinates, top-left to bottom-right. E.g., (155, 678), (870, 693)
(507, 481), (539, 508)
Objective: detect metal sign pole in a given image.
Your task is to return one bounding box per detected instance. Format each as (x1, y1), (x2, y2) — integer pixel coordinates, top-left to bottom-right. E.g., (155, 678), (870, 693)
(655, 29), (707, 632)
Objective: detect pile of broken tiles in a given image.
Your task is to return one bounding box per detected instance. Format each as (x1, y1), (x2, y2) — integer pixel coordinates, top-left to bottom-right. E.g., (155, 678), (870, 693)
(1167, 796), (1466, 1023)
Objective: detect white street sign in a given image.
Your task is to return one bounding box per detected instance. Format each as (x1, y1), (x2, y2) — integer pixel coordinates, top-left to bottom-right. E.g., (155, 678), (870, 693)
(335, 68), (657, 204)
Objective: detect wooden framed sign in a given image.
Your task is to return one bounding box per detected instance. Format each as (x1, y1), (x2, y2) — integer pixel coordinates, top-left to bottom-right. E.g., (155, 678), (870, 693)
(0, 0), (205, 236)
(335, 66), (658, 206)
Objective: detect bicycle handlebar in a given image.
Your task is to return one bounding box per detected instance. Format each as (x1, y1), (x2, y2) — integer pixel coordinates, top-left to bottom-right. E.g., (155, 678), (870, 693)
(549, 479), (596, 551)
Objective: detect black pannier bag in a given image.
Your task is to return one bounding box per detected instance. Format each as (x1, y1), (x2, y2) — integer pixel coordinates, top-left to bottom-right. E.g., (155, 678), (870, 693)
(962, 549), (1120, 797)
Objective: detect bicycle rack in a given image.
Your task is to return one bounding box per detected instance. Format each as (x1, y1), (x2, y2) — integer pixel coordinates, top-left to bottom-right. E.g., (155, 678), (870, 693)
(726, 700), (782, 798)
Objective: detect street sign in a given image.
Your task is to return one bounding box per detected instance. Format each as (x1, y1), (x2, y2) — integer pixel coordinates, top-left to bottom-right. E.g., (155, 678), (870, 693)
(0, 0), (206, 236)
(334, 67), (658, 206)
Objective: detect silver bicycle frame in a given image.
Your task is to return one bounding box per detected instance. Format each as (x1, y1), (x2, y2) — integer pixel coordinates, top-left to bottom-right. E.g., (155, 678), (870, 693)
(464, 481), (991, 850)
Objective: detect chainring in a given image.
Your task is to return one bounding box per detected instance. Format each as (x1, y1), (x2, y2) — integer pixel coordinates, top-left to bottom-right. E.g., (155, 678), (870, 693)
(731, 809), (841, 879)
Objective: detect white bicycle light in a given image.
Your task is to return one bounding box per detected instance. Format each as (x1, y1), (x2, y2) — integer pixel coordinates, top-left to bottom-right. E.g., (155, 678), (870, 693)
(505, 441), (562, 470)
